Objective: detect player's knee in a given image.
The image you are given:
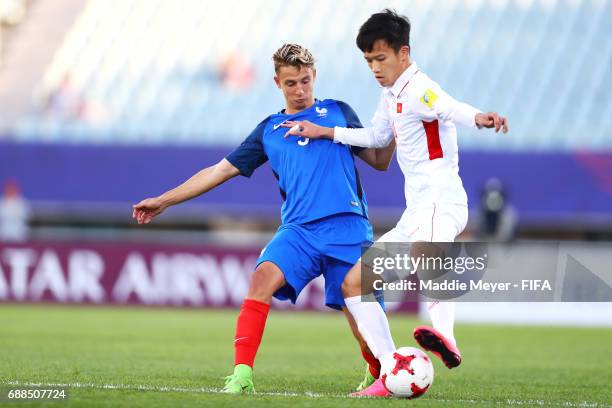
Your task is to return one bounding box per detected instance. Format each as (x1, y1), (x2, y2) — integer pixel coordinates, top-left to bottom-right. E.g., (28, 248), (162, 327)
(342, 273), (361, 298)
(247, 268), (272, 300)
(249, 267), (267, 288)
(247, 263), (284, 302)
(412, 241), (447, 280)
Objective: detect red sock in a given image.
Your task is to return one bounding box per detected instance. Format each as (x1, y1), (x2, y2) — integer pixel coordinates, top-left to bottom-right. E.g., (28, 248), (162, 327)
(361, 347), (381, 379)
(234, 299), (270, 367)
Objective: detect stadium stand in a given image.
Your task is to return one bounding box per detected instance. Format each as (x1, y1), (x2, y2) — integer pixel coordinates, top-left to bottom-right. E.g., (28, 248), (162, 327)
(8, 0), (611, 151)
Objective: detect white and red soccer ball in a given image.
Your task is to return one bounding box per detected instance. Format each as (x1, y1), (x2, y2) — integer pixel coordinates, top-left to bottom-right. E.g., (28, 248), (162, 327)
(380, 347), (434, 398)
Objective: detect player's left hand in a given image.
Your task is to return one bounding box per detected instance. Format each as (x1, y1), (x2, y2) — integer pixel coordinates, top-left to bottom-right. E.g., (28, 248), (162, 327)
(281, 120), (331, 139)
(475, 112), (509, 133)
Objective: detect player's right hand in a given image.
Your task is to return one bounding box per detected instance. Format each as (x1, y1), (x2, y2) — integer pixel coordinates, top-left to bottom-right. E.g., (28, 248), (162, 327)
(132, 197), (166, 224)
(281, 120), (333, 139)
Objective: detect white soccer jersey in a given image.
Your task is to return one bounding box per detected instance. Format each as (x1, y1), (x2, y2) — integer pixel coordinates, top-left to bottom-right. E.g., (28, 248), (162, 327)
(334, 62), (481, 210)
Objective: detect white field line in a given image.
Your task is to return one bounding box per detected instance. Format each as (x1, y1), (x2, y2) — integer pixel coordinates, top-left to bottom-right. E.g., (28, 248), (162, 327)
(1, 380), (610, 408)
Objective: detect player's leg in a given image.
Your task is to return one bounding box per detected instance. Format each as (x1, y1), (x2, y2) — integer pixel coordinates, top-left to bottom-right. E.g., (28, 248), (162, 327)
(341, 260), (397, 397)
(321, 212), (394, 395)
(223, 261), (285, 393)
(342, 307), (380, 391)
(339, 222), (406, 366)
(412, 204), (468, 369)
(340, 219), (421, 397)
(224, 224), (322, 393)
(324, 257), (389, 394)
(315, 214), (391, 394)
(412, 240), (462, 368)
(415, 239), (456, 344)
(342, 261), (396, 359)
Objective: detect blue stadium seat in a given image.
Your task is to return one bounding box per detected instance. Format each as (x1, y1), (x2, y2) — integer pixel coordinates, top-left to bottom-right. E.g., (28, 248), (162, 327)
(16, 0), (612, 151)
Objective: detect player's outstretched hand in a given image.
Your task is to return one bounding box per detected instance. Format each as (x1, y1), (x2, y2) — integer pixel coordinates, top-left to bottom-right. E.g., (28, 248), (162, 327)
(282, 120), (333, 139)
(132, 197), (166, 224)
(475, 112), (509, 133)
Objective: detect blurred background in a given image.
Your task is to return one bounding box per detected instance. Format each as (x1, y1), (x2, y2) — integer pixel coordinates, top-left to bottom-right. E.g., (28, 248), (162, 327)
(0, 0), (611, 324)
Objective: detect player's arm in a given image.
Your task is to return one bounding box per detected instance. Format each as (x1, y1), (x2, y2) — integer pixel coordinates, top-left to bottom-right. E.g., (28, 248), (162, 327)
(282, 120), (393, 148)
(132, 159), (240, 224)
(333, 125), (394, 148)
(133, 119), (269, 224)
(330, 99), (396, 170)
(357, 138), (396, 171)
(282, 95), (394, 148)
(418, 82), (509, 133)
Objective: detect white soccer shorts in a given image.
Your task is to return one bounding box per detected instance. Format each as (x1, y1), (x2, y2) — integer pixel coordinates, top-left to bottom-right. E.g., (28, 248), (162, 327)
(377, 203), (468, 243)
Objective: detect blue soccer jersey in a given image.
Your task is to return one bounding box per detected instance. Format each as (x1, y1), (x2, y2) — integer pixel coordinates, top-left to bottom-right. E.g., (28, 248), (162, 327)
(226, 99), (368, 225)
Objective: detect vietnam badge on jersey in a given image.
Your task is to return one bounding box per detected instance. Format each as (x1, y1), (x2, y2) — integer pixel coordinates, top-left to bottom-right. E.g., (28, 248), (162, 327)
(420, 88), (439, 109)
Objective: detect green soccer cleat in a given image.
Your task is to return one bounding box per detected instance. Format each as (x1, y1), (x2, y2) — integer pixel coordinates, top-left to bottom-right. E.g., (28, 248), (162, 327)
(222, 364), (255, 394)
(355, 364), (376, 392)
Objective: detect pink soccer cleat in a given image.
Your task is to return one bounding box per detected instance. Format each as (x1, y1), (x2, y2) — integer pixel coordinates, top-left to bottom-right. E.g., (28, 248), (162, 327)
(413, 325), (462, 369)
(350, 378), (391, 397)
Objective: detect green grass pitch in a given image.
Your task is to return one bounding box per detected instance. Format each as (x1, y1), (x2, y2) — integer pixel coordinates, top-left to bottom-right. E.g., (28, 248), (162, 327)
(0, 305), (611, 407)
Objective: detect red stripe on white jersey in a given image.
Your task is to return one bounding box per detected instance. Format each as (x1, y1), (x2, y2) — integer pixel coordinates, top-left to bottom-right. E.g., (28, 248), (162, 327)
(422, 120), (443, 160)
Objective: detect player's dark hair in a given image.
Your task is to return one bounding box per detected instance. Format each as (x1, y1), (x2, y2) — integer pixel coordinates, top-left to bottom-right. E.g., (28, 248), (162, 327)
(356, 9), (411, 53)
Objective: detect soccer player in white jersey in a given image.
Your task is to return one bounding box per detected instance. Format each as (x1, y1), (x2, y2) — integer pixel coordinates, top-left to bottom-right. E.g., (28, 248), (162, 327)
(284, 9), (508, 396)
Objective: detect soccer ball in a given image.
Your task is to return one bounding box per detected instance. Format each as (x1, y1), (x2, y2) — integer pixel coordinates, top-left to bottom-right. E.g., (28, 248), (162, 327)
(380, 347), (434, 398)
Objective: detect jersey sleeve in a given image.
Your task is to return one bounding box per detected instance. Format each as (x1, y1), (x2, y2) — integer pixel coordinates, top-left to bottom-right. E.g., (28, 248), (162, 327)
(335, 100), (366, 155)
(333, 93), (394, 148)
(413, 79), (481, 128)
(225, 119), (269, 177)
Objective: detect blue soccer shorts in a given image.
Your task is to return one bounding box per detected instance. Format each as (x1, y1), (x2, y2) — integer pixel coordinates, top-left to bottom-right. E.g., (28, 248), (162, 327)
(256, 213), (373, 310)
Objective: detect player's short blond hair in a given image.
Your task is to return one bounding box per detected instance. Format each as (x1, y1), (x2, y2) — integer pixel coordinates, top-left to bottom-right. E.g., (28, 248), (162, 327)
(272, 43), (315, 73)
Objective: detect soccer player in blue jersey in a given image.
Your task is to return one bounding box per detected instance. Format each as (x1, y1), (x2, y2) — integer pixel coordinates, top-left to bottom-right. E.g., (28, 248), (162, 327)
(132, 43), (395, 394)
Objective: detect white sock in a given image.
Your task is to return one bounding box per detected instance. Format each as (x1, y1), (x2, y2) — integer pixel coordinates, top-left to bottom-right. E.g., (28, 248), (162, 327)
(345, 295), (396, 359)
(427, 301), (456, 346)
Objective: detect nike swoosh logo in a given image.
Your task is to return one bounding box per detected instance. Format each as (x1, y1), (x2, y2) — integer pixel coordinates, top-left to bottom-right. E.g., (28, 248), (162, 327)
(234, 336), (248, 343)
(273, 121), (287, 130)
